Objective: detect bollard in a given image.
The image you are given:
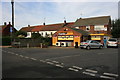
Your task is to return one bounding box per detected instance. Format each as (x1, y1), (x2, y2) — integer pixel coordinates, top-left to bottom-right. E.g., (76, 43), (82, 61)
(27, 43), (29, 48)
(40, 43), (42, 48)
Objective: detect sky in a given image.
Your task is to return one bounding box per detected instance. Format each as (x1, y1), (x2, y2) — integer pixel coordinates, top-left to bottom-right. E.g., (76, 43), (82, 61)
(0, 0), (119, 30)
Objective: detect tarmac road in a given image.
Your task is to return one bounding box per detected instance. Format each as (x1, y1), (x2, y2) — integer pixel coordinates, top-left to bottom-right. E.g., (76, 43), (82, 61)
(2, 47), (119, 80)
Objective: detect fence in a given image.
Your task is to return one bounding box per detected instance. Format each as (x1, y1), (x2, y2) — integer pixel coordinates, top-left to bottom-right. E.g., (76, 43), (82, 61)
(12, 38), (50, 48)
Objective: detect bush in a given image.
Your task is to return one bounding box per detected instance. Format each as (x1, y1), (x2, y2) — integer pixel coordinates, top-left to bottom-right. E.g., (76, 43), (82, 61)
(2, 36), (12, 46)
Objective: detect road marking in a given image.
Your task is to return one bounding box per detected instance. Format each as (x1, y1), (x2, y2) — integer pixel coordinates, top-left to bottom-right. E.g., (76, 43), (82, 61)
(55, 64), (64, 68)
(25, 56), (29, 59)
(15, 54), (19, 56)
(100, 75), (115, 80)
(72, 66), (83, 70)
(30, 58), (37, 60)
(103, 73), (118, 77)
(85, 69), (98, 73)
(46, 54), (81, 60)
(19, 55), (24, 57)
(52, 61), (59, 64)
(68, 68), (79, 72)
(83, 71), (96, 76)
(10, 52), (15, 54)
(46, 62), (54, 65)
(40, 60), (46, 63)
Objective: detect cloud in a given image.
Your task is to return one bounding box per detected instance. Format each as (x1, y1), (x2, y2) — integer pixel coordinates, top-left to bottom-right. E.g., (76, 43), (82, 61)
(1, 2), (118, 30)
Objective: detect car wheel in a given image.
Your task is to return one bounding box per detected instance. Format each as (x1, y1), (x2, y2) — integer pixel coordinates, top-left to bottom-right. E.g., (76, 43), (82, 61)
(80, 47), (83, 49)
(99, 45), (103, 49)
(86, 46), (90, 50)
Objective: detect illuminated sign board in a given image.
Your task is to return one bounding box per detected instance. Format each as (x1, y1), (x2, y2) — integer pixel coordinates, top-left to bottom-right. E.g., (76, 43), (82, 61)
(58, 36), (74, 40)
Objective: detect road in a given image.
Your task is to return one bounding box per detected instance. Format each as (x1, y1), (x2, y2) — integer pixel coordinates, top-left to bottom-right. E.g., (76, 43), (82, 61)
(2, 47), (119, 80)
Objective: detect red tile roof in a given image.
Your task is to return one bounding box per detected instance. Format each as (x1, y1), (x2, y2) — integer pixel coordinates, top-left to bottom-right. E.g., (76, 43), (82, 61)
(31, 25), (44, 32)
(20, 26), (34, 32)
(20, 22), (74, 32)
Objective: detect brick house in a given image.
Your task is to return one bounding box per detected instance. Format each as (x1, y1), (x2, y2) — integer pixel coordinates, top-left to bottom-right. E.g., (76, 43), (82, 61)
(0, 22), (17, 36)
(20, 21), (74, 38)
(73, 16), (111, 43)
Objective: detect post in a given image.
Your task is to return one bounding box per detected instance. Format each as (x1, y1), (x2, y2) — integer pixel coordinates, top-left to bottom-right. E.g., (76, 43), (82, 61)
(27, 43), (29, 48)
(40, 43), (42, 48)
(11, 0), (14, 29)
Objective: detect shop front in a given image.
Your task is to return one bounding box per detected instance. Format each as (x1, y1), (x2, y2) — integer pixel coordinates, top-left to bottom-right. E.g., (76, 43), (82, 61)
(90, 33), (111, 43)
(52, 27), (90, 47)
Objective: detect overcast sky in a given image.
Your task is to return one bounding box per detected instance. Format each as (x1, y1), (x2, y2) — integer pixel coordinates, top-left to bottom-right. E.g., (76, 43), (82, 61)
(1, 0), (119, 30)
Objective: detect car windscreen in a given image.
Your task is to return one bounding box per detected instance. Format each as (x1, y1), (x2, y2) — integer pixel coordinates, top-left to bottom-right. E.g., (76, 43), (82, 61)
(108, 39), (117, 41)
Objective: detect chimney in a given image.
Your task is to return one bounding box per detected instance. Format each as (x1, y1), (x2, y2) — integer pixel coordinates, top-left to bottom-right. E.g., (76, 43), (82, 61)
(4, 22), (7, 25)
(28, 25), (30, 27)
(43, 22), (45, 26)
(64, 20), (66, 24)
(8, 22), (11, 25)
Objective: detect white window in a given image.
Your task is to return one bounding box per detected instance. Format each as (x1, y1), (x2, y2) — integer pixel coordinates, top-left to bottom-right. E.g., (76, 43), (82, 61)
(94, 25), (105, 31)
(75, 27), (79, 29)
(86, 26), (90, 31)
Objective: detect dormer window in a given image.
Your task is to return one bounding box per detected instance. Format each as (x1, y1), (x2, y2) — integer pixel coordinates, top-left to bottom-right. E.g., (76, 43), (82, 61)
(64, 28), (68, 31)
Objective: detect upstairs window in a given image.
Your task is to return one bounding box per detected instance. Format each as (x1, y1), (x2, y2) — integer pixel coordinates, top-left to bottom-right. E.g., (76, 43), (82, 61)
(94, 25), (105, 31)
(75, 27), (79, 29)
(86, 26), (90, 31)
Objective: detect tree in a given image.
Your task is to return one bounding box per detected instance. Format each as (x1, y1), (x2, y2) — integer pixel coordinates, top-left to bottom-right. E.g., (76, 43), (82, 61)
(111, 19), (120, 38)
(31, 33), (42, 39)
(14, 31), (27, 38)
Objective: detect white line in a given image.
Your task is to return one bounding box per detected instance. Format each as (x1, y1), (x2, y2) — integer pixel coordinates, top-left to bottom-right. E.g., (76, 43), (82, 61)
(103, 73), (118, 77)
(83, 72), (96, 76)
(11, 52), (15, 54)
(46, 62), (54, 65)
(15, 54), (19, 55)
(68, 68), (79, 72)
(85, 69), (98, 73)
(46, 54), (81, 60)
(25, 56), (29, 59)
(19, 55), (24, 57)
(52, 61), (59, 63)
(100, 75), (115, 80)
(72, 66), (83, 70)
(55, 64), (64, 68)
(40, 60), (46, 63)
(30, 58), (37, 60)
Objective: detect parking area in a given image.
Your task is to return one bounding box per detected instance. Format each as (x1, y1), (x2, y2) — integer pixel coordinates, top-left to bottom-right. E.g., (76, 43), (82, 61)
(2, 47), (119, 79)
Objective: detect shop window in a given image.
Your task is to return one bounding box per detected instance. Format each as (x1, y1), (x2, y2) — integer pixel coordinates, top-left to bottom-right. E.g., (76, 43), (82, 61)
(46, 32), (47, 35)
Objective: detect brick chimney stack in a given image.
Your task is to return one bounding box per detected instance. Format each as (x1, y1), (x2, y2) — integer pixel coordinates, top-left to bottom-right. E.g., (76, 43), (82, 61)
(4, 22), (7, 25)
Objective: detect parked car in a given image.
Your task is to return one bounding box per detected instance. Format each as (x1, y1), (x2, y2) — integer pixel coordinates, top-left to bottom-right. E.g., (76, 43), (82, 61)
(107, 38), (118, 48)
(80, 40), (103, 50)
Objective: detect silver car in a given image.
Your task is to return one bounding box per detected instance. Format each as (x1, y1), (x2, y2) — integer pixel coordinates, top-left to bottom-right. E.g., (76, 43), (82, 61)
(80, 40), (103, 50)
(107, 38), (118, 48)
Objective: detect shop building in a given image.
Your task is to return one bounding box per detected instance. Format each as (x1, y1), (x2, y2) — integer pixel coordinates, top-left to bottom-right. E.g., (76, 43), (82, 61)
(52, 26), (90, 47)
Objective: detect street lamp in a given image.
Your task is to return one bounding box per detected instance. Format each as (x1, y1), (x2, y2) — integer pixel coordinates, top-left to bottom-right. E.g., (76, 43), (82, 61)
(11, 0), (14, 46)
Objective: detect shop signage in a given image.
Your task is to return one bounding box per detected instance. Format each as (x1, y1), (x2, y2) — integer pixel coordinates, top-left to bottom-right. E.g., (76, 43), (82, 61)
(58, 36), (73, 40)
